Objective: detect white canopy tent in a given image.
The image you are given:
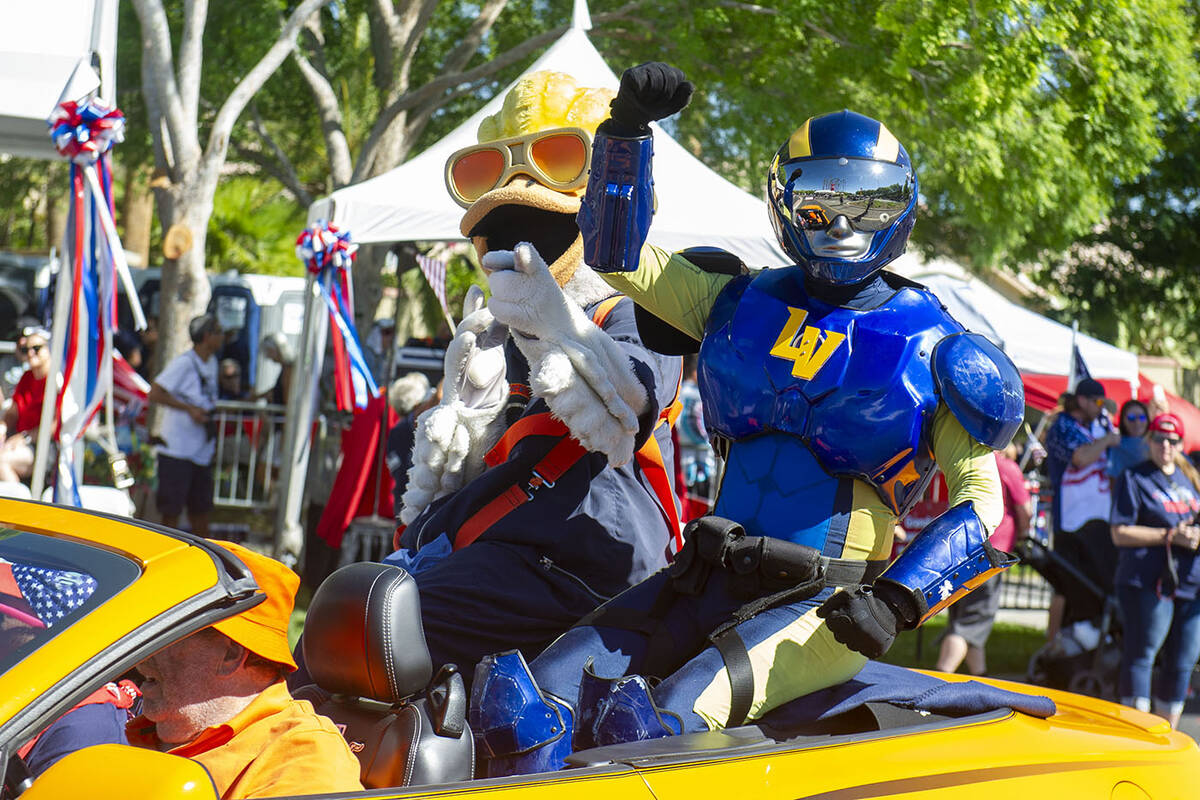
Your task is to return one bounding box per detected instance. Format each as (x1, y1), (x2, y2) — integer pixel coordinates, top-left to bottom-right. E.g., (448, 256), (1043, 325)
(308, 14), (787, 268)
(890, 253), (1140, 385)
(0, 0), (118, 159)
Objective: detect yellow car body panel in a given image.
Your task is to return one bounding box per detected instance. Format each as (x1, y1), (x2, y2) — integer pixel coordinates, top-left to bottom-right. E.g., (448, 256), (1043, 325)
(5, 498), (1200, 799)
(0, 499), (221, 729)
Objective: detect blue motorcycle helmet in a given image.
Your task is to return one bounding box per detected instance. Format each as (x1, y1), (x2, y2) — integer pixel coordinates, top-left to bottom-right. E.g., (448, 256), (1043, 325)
(766, 110), (917, 286)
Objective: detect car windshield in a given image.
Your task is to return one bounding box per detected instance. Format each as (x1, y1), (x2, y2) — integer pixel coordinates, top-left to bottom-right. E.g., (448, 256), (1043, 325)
(0, 528), (140, 674)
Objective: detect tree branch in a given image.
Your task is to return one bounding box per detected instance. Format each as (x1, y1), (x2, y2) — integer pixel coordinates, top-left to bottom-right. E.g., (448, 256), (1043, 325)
(202, 0), (330, 175)
(352, 2), (649, 181)
(716, 1), (780, 14)
(395, 0), (442, 86)
(231, 145), (314, 207)
(130, 0), (202, 177)
(178, 0), (209, 128)
(367, 0), (399, 93)
(293, 28), (352, 188)
(438, 0), (510, 75)
(244, 103), (313, 206)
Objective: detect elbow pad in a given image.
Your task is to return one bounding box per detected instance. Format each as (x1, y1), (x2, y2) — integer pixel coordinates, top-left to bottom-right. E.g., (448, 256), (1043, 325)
(877, 501), (1016, 624)
(578, 131), (655, 273)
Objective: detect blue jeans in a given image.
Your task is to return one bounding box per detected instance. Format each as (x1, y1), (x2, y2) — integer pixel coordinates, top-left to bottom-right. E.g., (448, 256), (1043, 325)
(1117, 584), (1200, 705)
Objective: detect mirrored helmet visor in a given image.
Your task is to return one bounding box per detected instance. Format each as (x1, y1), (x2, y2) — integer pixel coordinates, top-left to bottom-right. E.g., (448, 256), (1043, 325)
(780, 157), (914, 233)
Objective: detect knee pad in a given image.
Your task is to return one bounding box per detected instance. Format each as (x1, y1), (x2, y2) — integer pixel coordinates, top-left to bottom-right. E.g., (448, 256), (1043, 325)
(470, 650), (574, 777)
(576, 660), (682, 750)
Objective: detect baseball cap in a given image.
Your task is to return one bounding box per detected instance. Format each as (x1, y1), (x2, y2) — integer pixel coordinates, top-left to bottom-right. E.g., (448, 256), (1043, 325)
(208, 541), (299, 671)
(1149, 413), (1185, 439)
(1073, 378), (1105, 398)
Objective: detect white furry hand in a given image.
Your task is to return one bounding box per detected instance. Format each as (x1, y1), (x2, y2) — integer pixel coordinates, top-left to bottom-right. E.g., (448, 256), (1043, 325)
(398, 400), (504, 525)
(444, 285), (507, 410)
(483, 243), (649, 466)
(482, 243), (574, 339)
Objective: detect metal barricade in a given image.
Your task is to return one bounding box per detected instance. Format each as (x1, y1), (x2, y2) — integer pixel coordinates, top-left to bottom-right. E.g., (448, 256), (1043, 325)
(210, 400), (287, 509)
(999, 479), (1054, 611)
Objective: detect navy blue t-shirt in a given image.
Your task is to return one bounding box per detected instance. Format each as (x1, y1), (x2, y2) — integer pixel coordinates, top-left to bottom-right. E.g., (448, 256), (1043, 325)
(1110, 460), (1200, 598)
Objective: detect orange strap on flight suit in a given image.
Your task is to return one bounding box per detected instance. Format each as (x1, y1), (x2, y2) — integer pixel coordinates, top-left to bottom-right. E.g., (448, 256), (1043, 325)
(453, 295), (683, 552)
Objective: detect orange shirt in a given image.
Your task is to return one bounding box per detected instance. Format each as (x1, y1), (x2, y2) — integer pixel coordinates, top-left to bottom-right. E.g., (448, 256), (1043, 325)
(127, 682), (363, 799)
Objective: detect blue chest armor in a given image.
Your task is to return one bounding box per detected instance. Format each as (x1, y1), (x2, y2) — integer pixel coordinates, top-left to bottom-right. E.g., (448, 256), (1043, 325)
(698, 268), (964, 551)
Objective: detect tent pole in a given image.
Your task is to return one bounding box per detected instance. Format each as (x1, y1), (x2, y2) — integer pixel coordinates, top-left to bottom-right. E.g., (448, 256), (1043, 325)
(272, 269), (326, 564)
(31, 254), (73, 500)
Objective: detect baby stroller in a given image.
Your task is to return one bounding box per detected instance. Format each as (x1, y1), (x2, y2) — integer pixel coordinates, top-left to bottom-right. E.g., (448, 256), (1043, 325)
(1016, 536), (1123, 700)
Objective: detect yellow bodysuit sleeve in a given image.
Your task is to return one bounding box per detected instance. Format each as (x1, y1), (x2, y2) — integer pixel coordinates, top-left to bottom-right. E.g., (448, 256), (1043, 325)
(931, 405), (1003, 533)
(594, 243), (736, 341)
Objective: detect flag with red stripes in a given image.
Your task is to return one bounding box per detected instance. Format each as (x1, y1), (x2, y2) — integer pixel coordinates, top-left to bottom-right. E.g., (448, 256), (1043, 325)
(416, 253), (452, 322)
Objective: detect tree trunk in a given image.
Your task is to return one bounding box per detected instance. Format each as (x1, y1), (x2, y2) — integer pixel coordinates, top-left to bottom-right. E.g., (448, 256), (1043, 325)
(353, 242), (389, 332)
(152, 186), (214, 377)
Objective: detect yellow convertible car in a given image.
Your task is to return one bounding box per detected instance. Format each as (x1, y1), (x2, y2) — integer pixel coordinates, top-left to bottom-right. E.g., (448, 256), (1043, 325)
(2, 498), (1198, 799)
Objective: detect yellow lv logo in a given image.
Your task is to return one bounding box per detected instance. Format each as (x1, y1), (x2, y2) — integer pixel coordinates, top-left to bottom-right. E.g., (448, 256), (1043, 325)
(768, 307), (847, 380)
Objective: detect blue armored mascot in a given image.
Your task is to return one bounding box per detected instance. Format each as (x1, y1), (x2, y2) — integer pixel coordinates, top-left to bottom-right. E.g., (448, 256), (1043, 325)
(469, 62), (1026, 775)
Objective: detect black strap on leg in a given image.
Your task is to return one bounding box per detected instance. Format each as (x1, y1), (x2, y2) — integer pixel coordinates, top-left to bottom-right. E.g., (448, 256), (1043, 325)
(711, 627), (754, 728)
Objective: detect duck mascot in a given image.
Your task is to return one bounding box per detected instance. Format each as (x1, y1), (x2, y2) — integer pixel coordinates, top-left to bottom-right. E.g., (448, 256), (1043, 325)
(394, 71), (683, 690)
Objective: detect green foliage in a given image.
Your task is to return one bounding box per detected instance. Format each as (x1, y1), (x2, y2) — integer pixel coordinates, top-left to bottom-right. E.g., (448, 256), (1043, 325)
(1031, 108), (1200, 364)
(882, 614), (1046, 678)
(638, 0), (1198, 268)
(0, 159), (63, 250)
(206, 177), (307, 277)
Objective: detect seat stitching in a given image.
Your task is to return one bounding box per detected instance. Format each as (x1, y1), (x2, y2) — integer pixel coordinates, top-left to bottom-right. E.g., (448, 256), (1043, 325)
(402, 704), (421, 784)
(362, 570), (387, 699)
(382, 573), (403, 700)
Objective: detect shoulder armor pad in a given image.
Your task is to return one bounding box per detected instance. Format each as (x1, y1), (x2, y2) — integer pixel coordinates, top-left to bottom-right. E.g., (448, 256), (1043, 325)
(677, 247), (748, 277)
(931, 332), (1024, 449)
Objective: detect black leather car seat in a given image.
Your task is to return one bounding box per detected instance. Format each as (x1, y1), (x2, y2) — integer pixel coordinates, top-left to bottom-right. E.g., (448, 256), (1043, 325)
(294, 562), (474, 788)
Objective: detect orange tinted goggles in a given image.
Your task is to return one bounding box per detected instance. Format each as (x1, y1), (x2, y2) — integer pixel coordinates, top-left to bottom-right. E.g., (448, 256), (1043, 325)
(445, 127), (592, 208)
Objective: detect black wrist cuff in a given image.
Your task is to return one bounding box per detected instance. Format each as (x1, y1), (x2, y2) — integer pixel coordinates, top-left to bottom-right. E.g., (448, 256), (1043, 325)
(598, 116), (649, 140)
(873, 578), (922, 629)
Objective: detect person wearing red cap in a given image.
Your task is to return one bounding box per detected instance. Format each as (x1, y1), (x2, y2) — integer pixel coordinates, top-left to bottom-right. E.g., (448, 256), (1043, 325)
(127, 542), (362, 798)
(1111, 412), (1200, 729)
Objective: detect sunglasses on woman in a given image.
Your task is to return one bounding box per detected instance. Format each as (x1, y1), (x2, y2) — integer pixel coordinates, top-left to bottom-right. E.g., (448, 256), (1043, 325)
(445, 127), (592, 208)
(18, 344), (45, 356)
(1124, 413), (1147, 423)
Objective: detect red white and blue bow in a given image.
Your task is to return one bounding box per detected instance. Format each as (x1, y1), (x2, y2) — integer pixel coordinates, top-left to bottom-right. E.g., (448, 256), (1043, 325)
(296, 222), (377, 410)
(46, 98), (146, 506)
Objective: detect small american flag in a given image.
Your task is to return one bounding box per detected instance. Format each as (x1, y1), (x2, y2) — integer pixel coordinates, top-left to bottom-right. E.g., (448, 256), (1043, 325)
(416, 253), (455, 330)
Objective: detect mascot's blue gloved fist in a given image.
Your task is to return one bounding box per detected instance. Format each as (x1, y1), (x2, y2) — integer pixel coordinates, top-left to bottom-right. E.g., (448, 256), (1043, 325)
(604, 62), (694, 138)
(816, 579), (922, 659)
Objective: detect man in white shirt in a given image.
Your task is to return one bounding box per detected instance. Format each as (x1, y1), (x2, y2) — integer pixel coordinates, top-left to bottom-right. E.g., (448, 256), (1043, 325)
(148, 314), (223, 536)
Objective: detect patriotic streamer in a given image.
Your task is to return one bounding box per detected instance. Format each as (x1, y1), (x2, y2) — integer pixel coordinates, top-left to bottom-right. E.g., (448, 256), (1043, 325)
(296, 221), (378, 411)
(46, 98), (145, 506)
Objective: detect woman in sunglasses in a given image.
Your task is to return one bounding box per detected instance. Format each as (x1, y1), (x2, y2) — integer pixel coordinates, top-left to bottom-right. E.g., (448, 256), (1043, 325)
(1110, 413), (1200, 728)
(1108, 399), (1151, 478)
(0, 326), (52, 484)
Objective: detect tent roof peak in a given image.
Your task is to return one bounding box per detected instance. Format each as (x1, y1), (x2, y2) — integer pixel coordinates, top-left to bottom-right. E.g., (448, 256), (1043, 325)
(572, 0), (592, 30)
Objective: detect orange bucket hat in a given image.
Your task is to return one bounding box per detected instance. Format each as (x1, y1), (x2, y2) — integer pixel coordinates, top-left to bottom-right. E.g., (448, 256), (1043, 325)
(209, 541), (299, 671)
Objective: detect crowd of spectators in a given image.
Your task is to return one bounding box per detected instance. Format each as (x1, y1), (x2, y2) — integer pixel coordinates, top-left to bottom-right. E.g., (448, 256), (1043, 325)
(1034, 380), (1200, 729)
